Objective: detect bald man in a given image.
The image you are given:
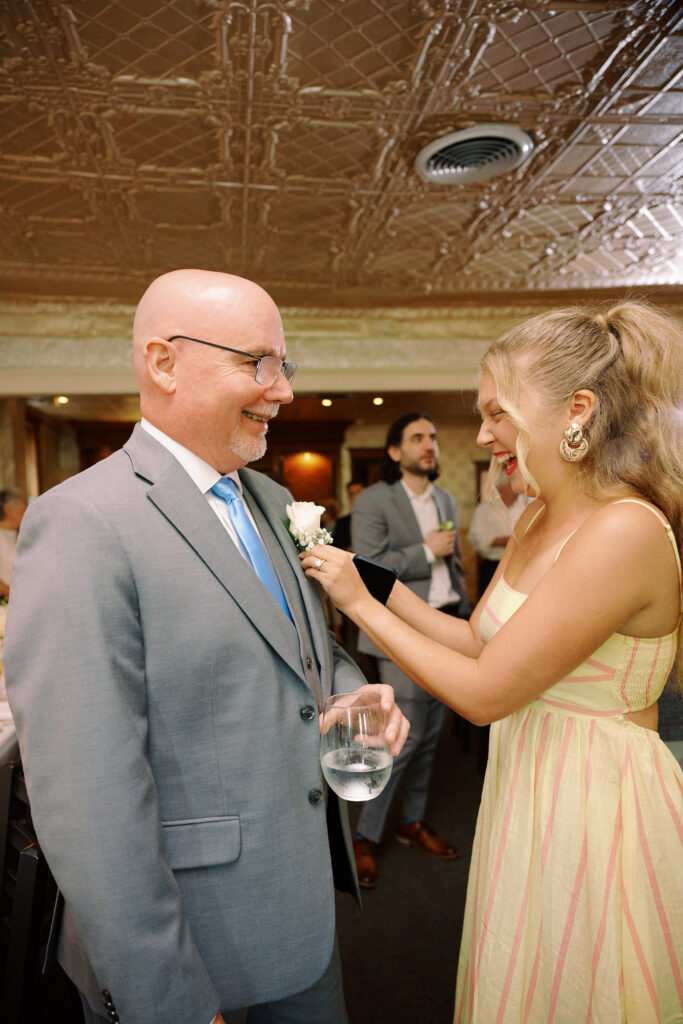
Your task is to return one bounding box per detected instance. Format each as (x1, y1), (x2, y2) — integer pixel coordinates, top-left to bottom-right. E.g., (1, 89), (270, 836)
(5, 270), (408, 1024)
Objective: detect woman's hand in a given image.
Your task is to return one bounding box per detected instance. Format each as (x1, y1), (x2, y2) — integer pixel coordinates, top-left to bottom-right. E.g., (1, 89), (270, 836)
(300, 545), (369, 614)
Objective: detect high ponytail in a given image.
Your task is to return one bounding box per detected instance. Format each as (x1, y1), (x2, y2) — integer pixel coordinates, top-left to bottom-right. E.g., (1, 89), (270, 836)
(590, 302), (683, 546)
(481, 301), (683, 550)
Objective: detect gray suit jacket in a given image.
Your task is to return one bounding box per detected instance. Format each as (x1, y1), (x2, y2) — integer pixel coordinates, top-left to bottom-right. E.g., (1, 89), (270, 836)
(4, 424), (364, 1024)
(351, 480), (471, 663)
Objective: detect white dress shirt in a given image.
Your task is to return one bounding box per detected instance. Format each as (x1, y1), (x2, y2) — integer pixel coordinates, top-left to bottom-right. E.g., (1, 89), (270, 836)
(140, 419), (262, 562)
(468, 493), (527, 562)
(401, 479), (458, 609)
(0, 528), (17, 588)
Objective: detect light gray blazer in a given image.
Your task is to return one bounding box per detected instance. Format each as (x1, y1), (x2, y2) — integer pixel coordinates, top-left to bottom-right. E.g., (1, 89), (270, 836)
(351, 480), (471, 665)
(5, 424), (364, 1024)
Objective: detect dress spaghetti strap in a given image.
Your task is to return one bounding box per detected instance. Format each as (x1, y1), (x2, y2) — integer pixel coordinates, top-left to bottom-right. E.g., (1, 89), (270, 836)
(519, 502), (545, 537)
(611, 498), (682, 591)
(551, 498), (682, 594)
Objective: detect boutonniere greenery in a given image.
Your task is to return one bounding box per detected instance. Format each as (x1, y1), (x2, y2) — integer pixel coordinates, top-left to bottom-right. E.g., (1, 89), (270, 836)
(284, 501), (334, 551)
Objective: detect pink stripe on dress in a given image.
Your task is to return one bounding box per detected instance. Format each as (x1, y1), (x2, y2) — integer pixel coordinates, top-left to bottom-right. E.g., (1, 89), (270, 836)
(622, 884), (659, 1015)
(563, 656), (616, 683)
(523, 923), (543, 1024)
(619, 639), (639, 710)
(547, 721), (594, 1023)
(495, 878), (531, 1024)
(540, 717), (575, 870)
(585, 790), (623, 1023)
(629, 749), (683, 1005)
(520, 718), (575, 1022)
(455, 960), (469, 1024)
(472, 712), (531, 992)
(648, 732), (683, 845)
(643, 637), (661, 705)
(464, 822), (486, 1022)
(495, 715), (552, 1024)
(482, 602), (503, 630)
(538, 697), (622, 717)
(662, 632), (677, 683)
(548, 834), (588, 1022)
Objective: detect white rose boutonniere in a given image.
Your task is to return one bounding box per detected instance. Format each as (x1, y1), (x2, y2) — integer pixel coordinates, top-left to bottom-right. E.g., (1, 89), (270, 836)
(285, 501), (334, 551)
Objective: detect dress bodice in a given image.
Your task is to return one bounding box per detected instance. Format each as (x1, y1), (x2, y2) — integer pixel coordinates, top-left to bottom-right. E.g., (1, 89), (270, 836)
(478, 500), (681, 718)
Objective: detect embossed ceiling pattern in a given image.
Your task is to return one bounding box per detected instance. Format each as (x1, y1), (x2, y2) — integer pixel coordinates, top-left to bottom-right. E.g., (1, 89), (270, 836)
(0, 0), (682, 305)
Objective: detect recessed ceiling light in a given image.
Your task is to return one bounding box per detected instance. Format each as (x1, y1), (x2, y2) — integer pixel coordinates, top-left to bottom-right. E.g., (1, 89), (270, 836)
(372, 396), (384, 405)
(321, 398), (333, 407)
(53, 395), (69, 405)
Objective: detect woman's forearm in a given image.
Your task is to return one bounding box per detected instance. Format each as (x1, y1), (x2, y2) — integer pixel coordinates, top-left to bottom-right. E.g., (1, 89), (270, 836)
(346, 591), (492, 724)
(386, 580), (481, 657)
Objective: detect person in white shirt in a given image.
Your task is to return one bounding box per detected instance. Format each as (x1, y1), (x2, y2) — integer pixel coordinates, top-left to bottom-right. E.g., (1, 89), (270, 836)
(350, 413), (471, 887)
(468, 475), (527, 596)
(0, 488), (27, 598)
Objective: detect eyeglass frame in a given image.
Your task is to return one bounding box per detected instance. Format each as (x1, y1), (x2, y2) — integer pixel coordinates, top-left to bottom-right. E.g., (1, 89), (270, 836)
(167, 334), (297, 387)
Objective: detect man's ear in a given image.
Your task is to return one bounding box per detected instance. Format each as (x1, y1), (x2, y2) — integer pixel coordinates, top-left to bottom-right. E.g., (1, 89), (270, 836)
(567, 388), (596, 426)
(144, 338), (177, 395)
(387, 445), (402, 464)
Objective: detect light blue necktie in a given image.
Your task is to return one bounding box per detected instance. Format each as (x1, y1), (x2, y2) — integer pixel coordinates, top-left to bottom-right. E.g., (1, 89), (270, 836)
(211, 476), (292, 621)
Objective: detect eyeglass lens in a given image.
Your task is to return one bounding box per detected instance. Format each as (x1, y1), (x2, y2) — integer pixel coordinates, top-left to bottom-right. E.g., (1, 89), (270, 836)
(256, 356), (297, 386)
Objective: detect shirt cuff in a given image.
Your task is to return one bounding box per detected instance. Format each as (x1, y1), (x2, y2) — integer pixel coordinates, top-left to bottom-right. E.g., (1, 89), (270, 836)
(423, 543), (436, 564)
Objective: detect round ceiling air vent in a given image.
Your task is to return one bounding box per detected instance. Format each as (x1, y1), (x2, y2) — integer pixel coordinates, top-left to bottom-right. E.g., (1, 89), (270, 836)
(415, 123), (534, 184)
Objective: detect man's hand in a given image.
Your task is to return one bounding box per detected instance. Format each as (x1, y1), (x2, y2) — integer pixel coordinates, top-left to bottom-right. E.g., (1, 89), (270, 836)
(425, 527), (456, 558)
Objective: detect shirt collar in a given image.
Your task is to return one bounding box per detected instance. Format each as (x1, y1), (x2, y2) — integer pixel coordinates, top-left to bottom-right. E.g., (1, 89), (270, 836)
(401, 478), (433, 502)
(140, 418), (242, 495)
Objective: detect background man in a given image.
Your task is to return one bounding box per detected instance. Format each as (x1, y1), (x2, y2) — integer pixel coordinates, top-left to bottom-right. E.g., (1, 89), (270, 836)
(468, 474), (527, 596)
(350, 412), (471, 888)
(0, 487), (27, 598)
(5, 270), (407, 1024)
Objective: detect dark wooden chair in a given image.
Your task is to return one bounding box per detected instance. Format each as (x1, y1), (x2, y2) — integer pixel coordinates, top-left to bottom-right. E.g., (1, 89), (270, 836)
(0, 760), (81, 1023)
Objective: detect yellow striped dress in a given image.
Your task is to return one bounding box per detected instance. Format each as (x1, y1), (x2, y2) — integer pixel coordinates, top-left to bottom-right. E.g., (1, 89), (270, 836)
(455, 501), (683, 1024)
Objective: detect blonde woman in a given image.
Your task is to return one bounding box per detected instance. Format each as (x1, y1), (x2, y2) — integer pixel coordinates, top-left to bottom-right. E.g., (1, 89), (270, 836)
(302, 302), (683, 1023)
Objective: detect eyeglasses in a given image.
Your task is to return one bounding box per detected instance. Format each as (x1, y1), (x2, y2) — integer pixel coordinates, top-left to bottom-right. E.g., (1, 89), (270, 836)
(168, 334), (297, 388)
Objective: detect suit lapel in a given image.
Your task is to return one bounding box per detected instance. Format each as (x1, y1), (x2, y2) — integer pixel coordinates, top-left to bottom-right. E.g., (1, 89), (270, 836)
(391, 481), (422, 541)
(240, 471), (328, 687)
(124, 427), (305, 678)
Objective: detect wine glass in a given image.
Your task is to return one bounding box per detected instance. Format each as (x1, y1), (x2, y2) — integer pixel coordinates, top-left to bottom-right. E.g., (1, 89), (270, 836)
(320, 691), (393, 801)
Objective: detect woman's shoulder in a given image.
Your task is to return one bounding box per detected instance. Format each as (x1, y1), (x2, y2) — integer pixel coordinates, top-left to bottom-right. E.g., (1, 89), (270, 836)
(567, 496), (677, 572)
(590, 496), (670, 534)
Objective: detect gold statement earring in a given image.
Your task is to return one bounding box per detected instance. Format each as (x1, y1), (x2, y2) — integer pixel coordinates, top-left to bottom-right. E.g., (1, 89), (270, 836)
(559, 422), (589, 462)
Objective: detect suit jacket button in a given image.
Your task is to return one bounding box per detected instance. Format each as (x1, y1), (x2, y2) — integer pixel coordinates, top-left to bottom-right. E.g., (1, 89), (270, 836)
(300, 705), (316, 721)
(306, 656), (313, 669)
(308, 788), (323, 805)
(101, 990), (112, 1000)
